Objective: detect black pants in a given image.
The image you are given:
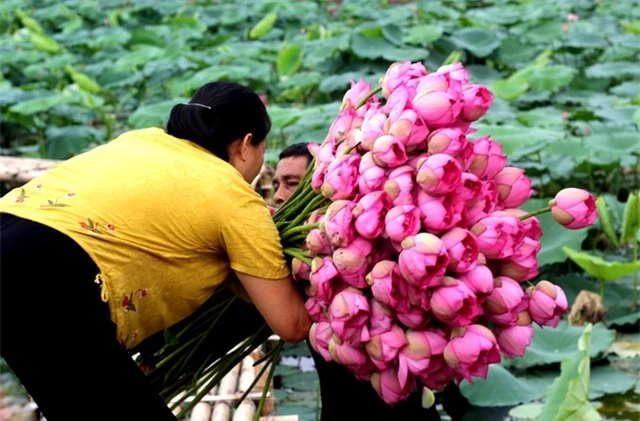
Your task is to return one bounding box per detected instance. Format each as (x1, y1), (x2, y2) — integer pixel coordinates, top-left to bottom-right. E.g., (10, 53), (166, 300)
(0, 214), (177, 421)
(308, 342), (442, 421)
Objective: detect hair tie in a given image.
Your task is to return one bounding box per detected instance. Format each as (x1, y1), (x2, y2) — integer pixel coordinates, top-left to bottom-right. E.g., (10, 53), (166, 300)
(182, 103), (212, 109)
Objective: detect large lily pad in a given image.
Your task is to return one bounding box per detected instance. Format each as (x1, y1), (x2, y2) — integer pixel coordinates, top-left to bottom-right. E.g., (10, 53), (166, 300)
(503, 322), (615, 369)
(459, 364), (545, 407)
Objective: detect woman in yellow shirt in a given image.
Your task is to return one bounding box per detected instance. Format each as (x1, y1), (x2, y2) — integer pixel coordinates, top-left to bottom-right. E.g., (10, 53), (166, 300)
(0, 81), (311, 421)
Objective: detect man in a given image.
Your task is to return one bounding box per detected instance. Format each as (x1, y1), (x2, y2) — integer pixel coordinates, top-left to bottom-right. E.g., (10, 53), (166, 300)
(274, 143), (461, 421)
(273, 143), (312, 207)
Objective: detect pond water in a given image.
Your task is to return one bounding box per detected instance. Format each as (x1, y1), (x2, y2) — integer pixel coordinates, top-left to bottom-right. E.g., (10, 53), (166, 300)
(273, 353), (640, 421)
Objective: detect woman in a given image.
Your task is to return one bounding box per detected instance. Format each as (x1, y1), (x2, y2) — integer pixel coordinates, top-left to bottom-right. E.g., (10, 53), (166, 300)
(0, 81), (311, 420)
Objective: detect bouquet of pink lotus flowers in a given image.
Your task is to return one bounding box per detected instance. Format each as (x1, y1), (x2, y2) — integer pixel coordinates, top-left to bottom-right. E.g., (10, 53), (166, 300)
(137, 60), (599, 414)
(275, 60), (599, 405)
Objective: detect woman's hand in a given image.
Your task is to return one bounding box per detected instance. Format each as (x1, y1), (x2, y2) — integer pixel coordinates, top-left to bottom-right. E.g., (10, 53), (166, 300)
(234, 271), (311, 343)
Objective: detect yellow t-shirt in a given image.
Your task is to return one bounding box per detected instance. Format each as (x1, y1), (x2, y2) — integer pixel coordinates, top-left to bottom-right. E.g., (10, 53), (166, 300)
(0, 128), (289, 348)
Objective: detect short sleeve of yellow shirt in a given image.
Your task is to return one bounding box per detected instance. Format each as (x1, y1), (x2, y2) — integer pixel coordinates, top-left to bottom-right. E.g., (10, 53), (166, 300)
(0, 128), (289, 348)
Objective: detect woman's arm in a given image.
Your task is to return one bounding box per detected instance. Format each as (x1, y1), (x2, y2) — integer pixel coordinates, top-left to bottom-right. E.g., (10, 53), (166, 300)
(235, 271), (311, 343)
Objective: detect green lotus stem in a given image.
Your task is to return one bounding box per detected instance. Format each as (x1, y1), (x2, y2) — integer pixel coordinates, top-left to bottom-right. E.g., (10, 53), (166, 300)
(164, 297), (238, 381)
(600, 280), (605, 300)
(275, 187), (317, 227)
(355, 86), (382, 109)
(283, 248), (313, 266)
(284, 233), (308, 243)
(281, 222), (321, 239)
(253, 341), (284, 421)
(518, 206), (551, 220)
(633, 240), (638, 309)
(284, 194), (326, 232)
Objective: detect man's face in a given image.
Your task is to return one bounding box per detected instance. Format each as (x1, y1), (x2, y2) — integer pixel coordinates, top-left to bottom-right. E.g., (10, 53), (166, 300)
(273, 156), (309, 206)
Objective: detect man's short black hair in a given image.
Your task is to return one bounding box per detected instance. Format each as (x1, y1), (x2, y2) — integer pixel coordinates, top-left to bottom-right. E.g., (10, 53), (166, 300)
(278, 142), (313, 167)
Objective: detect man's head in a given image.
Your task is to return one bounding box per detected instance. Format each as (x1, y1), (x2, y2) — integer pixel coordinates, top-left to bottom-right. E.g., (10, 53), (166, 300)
(273, 143), (313, 206)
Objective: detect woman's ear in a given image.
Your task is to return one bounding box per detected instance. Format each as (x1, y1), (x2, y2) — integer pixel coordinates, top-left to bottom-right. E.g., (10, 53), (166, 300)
(239, 133), (254, 160)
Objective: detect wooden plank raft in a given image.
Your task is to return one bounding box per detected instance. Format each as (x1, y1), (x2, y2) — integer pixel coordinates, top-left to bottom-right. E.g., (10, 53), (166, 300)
(172, 347), (297, 421)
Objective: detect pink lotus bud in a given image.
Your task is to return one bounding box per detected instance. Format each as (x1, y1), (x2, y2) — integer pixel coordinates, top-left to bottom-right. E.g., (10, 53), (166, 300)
(305, 296), (328, 323)
(292, 258), (311, 282)
(441, 228), (479, 273)
(526, 281), (568, 327)
(444, 325), (501, 383)
(366, 325), (408, 370)
(468, 136), (507, 180)
(397, 306), (430, 329)
(309, 322), (334, 362)
(384, 205), (421, 243)
(398, 233), (449, 288)
(333, 237), (374, 288)
(305, 228), (332, 255)
(379, 61), (428, 98)
(419, 361), (454, 392)
(427, 128), (470, 166)
(462, 177), (499, 227)
(359, 152), (388, 194)
(325, 108), (356, 143)
(406, 283), (430, 311)
(436, 62), (469, 84)
(497, 322), (533, 358)
(483, 276), (527, 325)
(383, 85), (410, 115)
(329, 287), (371, 346)
(416, 190), (464, 233)
(367, 261), (410, 312)
(458, 265), (494, 298)
(306, 142), (320, 157)
(383, 165), (416, 206)
(492, 209), (542, 241)
(549, 188), (598, 229)
(372, 134), (409, 168)
(430, 277), (482, 326)
(259, 94), (268, 105)
(470, 215), (524, 259)
(413, 91), (462, 129)
(309, 256), (342, 305)
(341, 79), (375, 111)
(321, 200), (356, 248)
(321, 153), (361, 200)
(398, 330), (449, 388)
(497, 237), (541, 282)
(360, 109), (388, 151)
(460, 84), (493, 122)
(413, 73), (463, 129)
(369, 300), (395, 336)
(329, 338), (370, 367)
(494, 167), (533, 209)
(387, 108), (430, 152)
(371, 367), (416, 405)
(311, 160), (330, 192)
(353, 192), (391, 240)
(416, 153), (462, 195)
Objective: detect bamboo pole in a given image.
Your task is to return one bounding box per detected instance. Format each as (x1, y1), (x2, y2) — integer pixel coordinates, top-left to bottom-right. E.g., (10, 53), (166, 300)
(211, 364), (240, 421)
(190, 402), (213, 421)
(0, 157), (58, 185)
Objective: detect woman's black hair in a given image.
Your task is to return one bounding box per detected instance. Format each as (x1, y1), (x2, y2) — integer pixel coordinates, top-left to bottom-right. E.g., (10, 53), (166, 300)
(166, 81), (271, 161)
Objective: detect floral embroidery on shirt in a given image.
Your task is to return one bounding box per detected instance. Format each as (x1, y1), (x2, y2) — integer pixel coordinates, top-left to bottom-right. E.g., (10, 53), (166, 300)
(121, 288), (147, 312)
(14, 188), (28, 203)
(79, 218), (115, 235)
